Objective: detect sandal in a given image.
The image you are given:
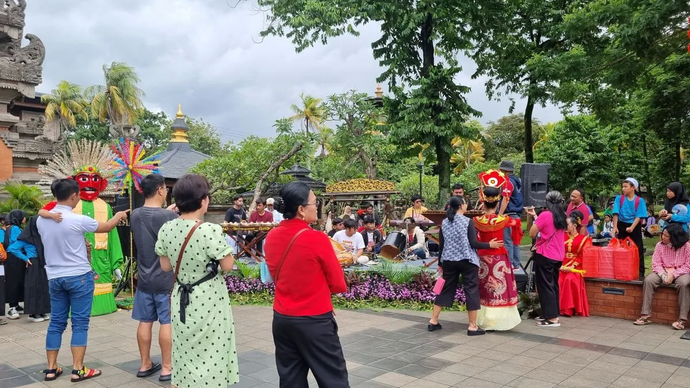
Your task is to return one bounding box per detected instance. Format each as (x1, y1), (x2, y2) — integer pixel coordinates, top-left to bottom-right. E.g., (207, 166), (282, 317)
(672, 319), (686, 330)
(634, 316), (652, 326)
(0, 319), (6, 325)
(536, 320), (560, 327)
(43, 367), (63, 381)
(71, 366), (101, 382)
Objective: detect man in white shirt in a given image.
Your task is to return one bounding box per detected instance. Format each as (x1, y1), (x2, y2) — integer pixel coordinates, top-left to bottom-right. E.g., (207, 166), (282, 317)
(332, 219), (365, 258)
(37, 179), (129, 382)
(266, 198), (283, 223)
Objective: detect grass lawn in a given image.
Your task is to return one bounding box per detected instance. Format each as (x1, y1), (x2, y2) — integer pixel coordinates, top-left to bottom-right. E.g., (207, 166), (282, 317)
(643, 235), (658, 276)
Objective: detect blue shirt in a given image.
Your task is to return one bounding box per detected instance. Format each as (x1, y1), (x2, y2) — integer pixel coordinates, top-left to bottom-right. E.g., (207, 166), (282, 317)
(613, 195), (647, 224)
(0, 225), (22, 249)
(8, 239), (37, 262)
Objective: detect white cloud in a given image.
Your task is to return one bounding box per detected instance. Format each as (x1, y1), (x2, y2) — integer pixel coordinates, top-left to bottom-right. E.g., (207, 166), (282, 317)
(26, 0), (563, 142)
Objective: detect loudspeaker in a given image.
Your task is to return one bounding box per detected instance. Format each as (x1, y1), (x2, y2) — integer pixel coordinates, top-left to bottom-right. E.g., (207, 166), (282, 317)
(521, 163), (550, 208)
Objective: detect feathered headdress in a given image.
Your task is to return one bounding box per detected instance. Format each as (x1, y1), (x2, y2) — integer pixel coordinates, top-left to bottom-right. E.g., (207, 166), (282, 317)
(39, 139), (115, 179)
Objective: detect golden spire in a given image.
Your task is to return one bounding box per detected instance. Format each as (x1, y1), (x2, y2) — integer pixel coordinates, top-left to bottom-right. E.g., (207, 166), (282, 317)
(170, 104), (189, 143)
(375, 83), (383, 98)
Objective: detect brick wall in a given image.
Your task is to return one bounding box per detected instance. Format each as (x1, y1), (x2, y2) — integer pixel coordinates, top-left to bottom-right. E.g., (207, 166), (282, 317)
(585, 278), (680, 325)
(0, 138), (13, 181)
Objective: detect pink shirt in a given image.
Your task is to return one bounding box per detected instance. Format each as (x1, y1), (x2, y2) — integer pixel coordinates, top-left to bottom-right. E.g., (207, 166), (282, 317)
(566, 201), (591, 226)
(652, 241), (690, 276)
(535, 210), (565, 261)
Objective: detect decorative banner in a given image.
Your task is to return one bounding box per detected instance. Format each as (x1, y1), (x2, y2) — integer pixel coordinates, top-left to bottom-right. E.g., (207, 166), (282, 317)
(110, 138), (161, 193)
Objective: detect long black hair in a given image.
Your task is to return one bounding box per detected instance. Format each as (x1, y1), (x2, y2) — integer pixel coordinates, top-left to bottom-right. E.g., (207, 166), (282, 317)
(665, 223), (688, 250)
(7, 210), (25, 227)
(569, 210), (584, 229)
(446, 196), (465, 222)
(275, 182), (311, 220)
(545, 191), (567, 230)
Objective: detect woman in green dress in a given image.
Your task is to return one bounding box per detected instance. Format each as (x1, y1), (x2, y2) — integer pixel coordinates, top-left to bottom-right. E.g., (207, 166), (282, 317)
(156, 174), (238, 388)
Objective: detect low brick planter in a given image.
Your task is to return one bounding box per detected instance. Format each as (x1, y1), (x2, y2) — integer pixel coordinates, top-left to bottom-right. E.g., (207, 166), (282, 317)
(585, 278), (681, 325)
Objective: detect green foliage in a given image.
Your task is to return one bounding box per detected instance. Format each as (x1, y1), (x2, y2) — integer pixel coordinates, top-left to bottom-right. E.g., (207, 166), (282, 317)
(367, 261), (428, 285)
(86, 62), (145, 127)
(0, 183), (47, 216)
(232, 262), (261, 279)
(41, 80), (90, 134)
(482, 115), (543, 163)
(397, 174), (442, 210)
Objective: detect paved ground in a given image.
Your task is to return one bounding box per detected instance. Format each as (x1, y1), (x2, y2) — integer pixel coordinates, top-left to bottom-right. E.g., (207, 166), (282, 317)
(1, 305), (690, 388)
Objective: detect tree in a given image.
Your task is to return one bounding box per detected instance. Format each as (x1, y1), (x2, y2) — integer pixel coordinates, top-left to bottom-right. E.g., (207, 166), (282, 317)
(470, 0), (575, 163)
(290, 93), (325, 136)
(257, 0), (483, 202)
(40, 80), (90, 139)
(324, 91), (389, 179)
(185, 117), (226, 157)
(482, 114), (543, 162)
(0, 183), (46, 216)
(86, 62), (145, 137)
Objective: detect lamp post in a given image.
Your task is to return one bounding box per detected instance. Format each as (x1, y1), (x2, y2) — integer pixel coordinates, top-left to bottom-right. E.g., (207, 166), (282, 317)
(417, 162), (423, 197)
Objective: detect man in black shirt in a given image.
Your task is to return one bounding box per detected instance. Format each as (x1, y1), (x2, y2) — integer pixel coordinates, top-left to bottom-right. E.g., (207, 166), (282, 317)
(328, 218), (344, 238)
(224, 195), (247, 223)
(130, 174), (177, 381)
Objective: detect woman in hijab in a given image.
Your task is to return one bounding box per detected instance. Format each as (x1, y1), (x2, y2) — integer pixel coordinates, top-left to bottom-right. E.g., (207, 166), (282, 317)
(8, 215), (50, 322)
(659, 182), (690, 231)
(1, 210), (25, 319)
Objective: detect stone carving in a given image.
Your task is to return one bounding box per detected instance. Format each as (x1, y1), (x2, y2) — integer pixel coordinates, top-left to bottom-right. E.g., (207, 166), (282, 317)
(6, 0), (27, 29)
(0, 33), (44, 86)
(110, 123), (141, 140)
(14, 115), (44, 134)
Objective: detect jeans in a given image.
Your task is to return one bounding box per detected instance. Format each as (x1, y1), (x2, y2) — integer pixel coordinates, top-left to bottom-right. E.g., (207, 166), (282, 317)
(412, 248), (427, 260)
(504, 214), (522, 268)
(46, 272), (94, 351)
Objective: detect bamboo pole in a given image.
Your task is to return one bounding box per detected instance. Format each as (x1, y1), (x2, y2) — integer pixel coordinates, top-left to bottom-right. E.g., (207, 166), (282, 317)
(129, 185), (134, 298)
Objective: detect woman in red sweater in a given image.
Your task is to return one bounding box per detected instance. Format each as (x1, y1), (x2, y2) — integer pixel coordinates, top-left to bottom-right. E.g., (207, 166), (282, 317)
(263, 182), (349, 388)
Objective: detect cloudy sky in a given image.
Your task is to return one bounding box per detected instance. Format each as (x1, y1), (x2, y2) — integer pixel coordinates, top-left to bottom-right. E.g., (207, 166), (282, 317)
(26, 0), (562, 143)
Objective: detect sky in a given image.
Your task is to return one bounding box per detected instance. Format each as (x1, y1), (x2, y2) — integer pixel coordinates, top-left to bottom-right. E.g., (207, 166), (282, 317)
(26, 0), (563, 143)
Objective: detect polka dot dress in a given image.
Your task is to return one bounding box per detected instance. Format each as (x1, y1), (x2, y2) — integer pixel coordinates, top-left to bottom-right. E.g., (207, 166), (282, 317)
(155, 220), (240, 387)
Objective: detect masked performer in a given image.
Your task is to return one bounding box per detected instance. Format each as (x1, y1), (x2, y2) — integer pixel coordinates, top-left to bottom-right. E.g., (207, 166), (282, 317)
(473, 170), (521, 331)
(39, 140), (123, 316)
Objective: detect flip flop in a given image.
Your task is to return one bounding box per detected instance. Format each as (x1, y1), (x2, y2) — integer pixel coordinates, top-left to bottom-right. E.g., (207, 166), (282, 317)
(672, 320), (686, 330)
(136, 362), (161, 378)
(634, 317), (652, 326)
(71, 366), (101, 382)
(159, 374), (171, 382)
(43, 367), (63, 381)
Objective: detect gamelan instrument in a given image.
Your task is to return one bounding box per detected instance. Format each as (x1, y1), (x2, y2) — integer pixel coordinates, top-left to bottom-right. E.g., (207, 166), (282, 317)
(329, 238), (354, 268)
(221, 222), (279, 233)
(379, 232), (407, 262)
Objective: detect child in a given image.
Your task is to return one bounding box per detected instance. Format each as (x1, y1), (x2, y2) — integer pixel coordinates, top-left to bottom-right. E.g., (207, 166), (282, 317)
(602, 215), (614, 238)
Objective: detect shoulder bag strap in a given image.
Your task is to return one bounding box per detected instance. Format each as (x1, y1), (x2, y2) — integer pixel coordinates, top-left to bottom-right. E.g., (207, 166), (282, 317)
(273, 228), (309, 284)
(173, 221), (203, 286)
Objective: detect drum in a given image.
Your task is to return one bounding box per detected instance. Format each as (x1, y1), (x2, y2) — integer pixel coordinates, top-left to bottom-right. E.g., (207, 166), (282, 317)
(379, 232), (406, 261)
(329, 238), (354, 268)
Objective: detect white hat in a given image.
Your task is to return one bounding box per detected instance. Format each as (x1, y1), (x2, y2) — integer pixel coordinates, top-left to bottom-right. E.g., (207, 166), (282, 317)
(625, 177), (639, 190)
(266, 198), (275, 205)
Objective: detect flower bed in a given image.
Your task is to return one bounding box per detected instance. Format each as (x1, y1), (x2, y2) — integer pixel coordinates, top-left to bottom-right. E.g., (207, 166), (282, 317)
(225, 264), (467, 311)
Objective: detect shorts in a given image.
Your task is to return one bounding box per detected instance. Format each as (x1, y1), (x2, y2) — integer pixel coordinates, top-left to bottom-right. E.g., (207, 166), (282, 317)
(132, 290), (171, 324)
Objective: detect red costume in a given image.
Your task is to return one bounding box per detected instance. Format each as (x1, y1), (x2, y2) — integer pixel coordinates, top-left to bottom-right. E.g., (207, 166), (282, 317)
(559, 233), (591, 317)
(473, 214), (519, 308)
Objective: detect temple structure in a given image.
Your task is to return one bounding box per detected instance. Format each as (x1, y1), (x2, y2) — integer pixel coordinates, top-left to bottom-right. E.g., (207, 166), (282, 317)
(157, 105), (211, 195)
(0, 1), (58, 184)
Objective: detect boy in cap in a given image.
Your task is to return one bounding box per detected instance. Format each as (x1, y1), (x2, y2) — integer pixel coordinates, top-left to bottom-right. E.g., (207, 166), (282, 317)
(612, 177), (648, 279)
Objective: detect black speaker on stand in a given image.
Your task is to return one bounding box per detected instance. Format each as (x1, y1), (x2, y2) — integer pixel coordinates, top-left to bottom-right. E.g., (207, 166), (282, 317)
(520, 163), (551, 208)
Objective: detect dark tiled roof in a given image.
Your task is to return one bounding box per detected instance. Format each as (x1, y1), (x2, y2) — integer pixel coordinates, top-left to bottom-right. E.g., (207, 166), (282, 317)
(157, 142), (210, 179)
(281, 164), (312, 176)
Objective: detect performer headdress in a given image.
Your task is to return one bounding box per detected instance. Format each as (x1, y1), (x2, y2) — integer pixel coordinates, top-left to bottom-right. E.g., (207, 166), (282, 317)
(478, 169), (512, 202)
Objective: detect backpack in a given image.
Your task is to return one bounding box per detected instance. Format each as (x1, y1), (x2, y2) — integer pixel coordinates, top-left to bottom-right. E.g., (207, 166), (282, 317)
(618, 195), (640, 211)
(0, 228), (8, 263)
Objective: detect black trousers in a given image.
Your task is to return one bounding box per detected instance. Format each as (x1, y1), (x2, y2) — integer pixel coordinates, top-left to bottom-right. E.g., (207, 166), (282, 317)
(0, 275), (5, 317)
(435, 260), (480, 311)
(273, 311), (349, 388)
(616, 221), (645, 279)
(4, 254), (24, 307)
(534, 253), (562, 320)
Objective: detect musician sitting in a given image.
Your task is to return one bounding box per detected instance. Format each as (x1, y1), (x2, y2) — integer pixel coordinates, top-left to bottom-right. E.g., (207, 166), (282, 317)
(404, 195), (429, 222)
(332, 219), (365, 262)
(401, 217), (429, 260)
(246, 198), (274, 251)
(362, 216), (383, 255)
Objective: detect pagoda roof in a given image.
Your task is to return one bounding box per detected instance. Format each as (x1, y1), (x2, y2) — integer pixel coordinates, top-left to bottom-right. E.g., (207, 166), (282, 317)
(157, 142), (210, 180)
(281, 164), (312, 176)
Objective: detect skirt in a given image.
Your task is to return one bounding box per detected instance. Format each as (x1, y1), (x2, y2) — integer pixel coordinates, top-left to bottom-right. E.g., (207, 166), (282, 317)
(477, 254), (521, 331)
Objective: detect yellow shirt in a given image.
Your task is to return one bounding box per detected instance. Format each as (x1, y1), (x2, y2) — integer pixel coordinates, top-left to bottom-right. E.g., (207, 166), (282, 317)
(404, 206), (428, 221)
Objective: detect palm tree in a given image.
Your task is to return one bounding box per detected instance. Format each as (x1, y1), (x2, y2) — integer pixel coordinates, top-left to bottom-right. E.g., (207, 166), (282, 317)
(451, 136), (486, 174)
(289, 93), (325, 135)
(0, 183), (46, 216)
(85, 62), (145, 130)
(40, 81), (90, 138)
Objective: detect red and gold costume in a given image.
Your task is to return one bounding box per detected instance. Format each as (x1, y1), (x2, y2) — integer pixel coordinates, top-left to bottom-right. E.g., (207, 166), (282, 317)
(40, 140), (123, 316)
(479, 169), (523, 245)
(473, 169), (522, 331)
(559, 233), (591, 317)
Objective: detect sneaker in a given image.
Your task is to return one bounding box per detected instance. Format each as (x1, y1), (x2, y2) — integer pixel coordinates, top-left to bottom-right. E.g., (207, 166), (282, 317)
(6, 308), (19, 320)
(15, 306), (23, 312)
(28, 315), (45, 323)
(41, 314), (50, 321)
